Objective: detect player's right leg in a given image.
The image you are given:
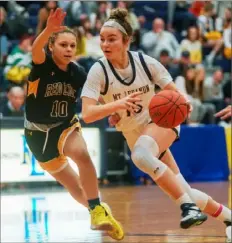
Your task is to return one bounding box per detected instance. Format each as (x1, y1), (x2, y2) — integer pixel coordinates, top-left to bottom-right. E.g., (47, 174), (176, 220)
(63, 124), (124, 240)
(129, 123), (207, 229)
(161, 149), (231, 241)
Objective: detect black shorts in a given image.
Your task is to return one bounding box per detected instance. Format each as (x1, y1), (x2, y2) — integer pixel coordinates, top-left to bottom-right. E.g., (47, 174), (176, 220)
(25, 116), (81, 172)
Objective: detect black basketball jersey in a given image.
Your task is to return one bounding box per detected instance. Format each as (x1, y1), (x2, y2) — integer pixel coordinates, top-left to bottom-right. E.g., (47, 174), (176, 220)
(25, 54), (87, 124)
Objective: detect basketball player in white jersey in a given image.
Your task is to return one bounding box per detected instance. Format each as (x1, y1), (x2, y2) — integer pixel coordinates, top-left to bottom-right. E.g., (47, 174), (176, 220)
(81, 8), (208, 229)
(81, 8), (232, 239)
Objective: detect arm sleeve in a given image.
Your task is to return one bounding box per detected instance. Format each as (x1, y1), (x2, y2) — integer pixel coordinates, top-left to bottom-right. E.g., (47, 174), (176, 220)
(80, 62), (104, 101)
(143, 54), (173, 88)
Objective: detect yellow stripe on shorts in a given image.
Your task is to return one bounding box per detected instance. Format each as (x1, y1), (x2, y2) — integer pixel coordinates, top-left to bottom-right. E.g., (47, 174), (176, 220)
(39, 155), (68, 173)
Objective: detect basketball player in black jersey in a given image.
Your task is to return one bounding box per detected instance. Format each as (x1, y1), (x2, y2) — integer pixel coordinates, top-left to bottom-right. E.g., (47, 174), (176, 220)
(24, 8), (124, 241)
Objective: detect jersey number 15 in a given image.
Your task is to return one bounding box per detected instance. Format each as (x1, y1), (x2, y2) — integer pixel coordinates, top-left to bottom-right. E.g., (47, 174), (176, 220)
(126, 103), (143, 117)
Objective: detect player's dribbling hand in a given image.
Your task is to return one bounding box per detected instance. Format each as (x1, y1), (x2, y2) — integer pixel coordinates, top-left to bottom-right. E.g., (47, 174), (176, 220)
(115, 91), (142, 114)
(108, 113), (121, 127)
(214, 105), (232, 120)
(46, 8), (66, 33)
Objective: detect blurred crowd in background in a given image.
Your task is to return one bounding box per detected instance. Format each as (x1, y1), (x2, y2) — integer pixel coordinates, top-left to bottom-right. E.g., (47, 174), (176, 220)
(0, 0), (231, 126)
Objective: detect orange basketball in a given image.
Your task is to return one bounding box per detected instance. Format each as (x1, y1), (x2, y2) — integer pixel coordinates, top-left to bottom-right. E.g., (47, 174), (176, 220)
(149, 90), (190, 128)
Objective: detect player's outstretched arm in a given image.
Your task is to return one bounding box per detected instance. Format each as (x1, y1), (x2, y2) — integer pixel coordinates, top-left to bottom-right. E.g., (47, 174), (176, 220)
(215, 105), (232, 120)
(32, 8), (66, 64)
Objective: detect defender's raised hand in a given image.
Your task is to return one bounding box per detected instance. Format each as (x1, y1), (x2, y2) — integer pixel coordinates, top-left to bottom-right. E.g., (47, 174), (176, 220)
(46, 8), (66, 33)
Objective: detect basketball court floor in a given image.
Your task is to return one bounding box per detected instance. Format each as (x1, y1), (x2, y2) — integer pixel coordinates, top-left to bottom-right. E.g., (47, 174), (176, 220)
(1, 181), (230, 242)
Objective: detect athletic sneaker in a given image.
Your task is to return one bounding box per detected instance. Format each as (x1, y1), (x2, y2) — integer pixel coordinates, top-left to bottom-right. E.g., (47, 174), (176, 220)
(180, 203), (208, 229)
(225, 221), (231, 243)
(89, 204), (113, 231)
(101, 202), (124, 241)
(89, 203), (124, 241)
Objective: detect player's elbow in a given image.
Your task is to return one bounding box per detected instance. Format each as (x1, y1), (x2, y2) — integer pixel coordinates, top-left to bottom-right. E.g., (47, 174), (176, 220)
(82, 111), (93, 124)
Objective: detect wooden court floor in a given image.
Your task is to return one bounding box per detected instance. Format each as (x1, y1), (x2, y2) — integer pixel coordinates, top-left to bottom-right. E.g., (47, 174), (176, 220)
(97, 181), (231, 243)
(1, 181), (231, 243)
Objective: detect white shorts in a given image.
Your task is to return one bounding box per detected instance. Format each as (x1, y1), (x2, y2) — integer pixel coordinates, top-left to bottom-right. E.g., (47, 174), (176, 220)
(122, 123), (180, 151)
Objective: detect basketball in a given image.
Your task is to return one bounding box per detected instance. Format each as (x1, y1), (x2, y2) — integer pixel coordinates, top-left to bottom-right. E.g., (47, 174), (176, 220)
(149, 90), (190, 128)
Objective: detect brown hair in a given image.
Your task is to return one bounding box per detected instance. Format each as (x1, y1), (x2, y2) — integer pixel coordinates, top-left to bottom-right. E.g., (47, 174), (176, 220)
(48, 28), (77, 47)
(107, 8), (133, 40)
(187, 26), (200, 41)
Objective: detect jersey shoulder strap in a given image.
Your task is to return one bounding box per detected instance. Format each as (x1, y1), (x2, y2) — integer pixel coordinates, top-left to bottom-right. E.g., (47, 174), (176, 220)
(98, 60), (109, 95)
(138, 52), (152, 81)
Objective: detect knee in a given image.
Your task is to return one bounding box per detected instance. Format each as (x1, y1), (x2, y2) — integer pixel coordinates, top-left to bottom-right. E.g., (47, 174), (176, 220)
(131, 135), (159, 171)
(70, 148), (92, 166)
(131, 146), (148, 172)
(131, 135), (168, 179)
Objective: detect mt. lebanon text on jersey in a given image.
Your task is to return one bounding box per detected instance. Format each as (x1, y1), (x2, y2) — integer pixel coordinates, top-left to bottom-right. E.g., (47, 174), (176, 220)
(113, 84), (150, 101)
(44, 82), (76, 98)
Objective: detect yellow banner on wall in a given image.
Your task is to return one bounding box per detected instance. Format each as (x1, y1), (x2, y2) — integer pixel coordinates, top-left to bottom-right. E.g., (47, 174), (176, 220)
(225, 127), (231, 208)
(225, 127), (232, 172)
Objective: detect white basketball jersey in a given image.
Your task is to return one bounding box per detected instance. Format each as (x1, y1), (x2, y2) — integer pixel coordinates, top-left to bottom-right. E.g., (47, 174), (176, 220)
(99, 52), (155, 132)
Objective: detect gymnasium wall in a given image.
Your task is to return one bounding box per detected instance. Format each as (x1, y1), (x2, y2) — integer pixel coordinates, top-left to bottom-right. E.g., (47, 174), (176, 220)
(1, 118), (231, 184)
(170, 125), (230, 182)
(129, 125), (231, 183)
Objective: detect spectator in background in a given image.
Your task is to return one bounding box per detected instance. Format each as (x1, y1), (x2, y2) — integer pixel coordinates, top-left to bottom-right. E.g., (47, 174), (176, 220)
(223, 73), (232, 107)
(198, 3), (223, 66)
(90, 1), (111, 29)
(180, 26), (203, 65)
(175, 67), (215, 124)
(189, 0), (209, 17)
(3, 35), (33, 86)
(81, 17), (104, 59)
(223, 7), (232, 29)
(203, 69), (225, 112)
(0, 7), (11, 65)
(0, 86), (25, 117)
(142, 18), (180, 60)
(73, 26), (87, 61)
(159, 49), (179, 80)
(36, 1), (58, 35)
(116, 1), (140, 31)
(116, 1), (141, 51)
(65, 1), (97, 27)
(221, 8), (231, 73)
(167, 1), (197, 37)
(176, 50), (205, 94)
(4, 1), (31, 39)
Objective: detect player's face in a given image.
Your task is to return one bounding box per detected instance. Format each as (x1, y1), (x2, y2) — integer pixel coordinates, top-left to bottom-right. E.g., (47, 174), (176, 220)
(100, 27), (129, 61)
(51, 33), (76, 65)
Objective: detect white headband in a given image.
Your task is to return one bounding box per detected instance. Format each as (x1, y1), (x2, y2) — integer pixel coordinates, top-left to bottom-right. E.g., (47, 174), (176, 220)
(103, 20), (128, 35)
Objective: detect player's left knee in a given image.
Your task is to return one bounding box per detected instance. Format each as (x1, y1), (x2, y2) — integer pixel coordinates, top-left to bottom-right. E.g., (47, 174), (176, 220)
(131, 135), (167, 180)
